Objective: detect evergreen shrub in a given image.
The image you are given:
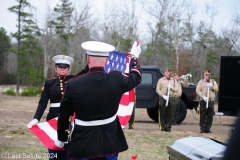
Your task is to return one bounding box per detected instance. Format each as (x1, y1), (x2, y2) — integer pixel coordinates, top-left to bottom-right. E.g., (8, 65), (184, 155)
(2, 88), (16, 96)
(21, 87), (41, 96)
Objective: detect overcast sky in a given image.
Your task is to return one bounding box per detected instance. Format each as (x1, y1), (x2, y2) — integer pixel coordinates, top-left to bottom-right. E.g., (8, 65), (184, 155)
(0, 0), (239, 35)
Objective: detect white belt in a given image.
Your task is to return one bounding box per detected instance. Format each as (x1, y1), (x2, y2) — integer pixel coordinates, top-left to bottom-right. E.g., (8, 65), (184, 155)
(75, 115), (116, 126)
(50, 103), (60, 107)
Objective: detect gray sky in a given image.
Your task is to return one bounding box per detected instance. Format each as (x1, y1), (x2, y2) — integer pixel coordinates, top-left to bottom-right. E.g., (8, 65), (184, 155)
(0, 0), (239, 35)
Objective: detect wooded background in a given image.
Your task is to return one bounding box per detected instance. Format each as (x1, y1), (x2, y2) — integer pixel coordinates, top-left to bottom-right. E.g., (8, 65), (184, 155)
(0, 0), (239, 93)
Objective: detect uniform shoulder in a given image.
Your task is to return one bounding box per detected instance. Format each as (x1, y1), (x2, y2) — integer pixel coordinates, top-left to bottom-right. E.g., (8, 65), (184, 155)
(108, 71), (124, 79)
(210, 79), (218, 84)
(45, 77), (58, 82)
(43, 77), (57, 86)
(196, 79), (205, 85)
(211, 79), (217, 82)
(65, 75), (75, 81)
(157, 77), (166, 83)
(65, 74), (85, 84)
(109, 70), (122, 76)
(109, 70), (122, 73)
(67, 74), (75, 78)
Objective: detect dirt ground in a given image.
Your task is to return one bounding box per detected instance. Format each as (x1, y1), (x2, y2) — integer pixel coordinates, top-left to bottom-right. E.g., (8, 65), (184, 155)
(0, 94), (237, 160)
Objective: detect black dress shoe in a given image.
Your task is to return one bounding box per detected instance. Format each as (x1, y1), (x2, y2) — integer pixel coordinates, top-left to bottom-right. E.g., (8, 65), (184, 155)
(129, 126), (133, 130)
(206, 130), (212, 133)
(166, 130), (171, 132)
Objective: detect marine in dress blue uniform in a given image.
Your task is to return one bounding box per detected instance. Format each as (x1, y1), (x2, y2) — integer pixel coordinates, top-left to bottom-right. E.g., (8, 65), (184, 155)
(27, 55), (88, 160)
(55, 41), (142, 160)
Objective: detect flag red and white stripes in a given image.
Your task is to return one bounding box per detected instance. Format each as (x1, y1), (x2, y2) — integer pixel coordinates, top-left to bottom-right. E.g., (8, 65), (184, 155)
(117, 89), (135, 128)
(28, 118), (64, 150)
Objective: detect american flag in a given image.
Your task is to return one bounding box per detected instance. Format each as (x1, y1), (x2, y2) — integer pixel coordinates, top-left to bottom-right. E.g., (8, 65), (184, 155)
(28, 51), (135, 149)
(105, 51), (135, 128)
(105, 51), (129, 74)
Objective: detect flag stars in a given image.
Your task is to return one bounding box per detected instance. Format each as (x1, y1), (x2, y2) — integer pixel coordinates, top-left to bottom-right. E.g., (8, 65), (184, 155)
(110, 54), (114, 60)
(104, 52), (127, 74)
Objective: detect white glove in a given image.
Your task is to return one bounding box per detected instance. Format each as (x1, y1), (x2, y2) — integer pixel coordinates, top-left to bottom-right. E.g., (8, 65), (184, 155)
(203, 96), (208, 102)
(27, 119), (38, 128)
(167, 83), (172, 89)
(130, 41), (141, 58)
(163, 95), (168, 101)
(54, 139), (65, 148)
(207, 83), (212, 87)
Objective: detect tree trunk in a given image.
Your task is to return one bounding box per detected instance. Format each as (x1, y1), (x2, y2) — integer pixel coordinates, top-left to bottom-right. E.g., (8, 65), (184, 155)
(16, 3), (21, 95)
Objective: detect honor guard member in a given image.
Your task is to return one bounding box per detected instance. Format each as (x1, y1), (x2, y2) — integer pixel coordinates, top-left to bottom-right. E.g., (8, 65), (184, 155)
(171, 73), (189, 125)
(156, 68), (178, 132)
(27, 55), (74, 160)
(196, 69), (218, 133)
(55, 41), (142, 160)
(27, 55), (88, 160)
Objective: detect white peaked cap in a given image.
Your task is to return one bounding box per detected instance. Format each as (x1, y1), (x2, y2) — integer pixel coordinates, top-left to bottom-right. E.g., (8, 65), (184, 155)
(52, 55), (74, 65)
(81, 41), (115, 57)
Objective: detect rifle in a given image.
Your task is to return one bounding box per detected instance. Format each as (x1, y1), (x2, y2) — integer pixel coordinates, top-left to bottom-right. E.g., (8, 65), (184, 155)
(166, 81), (170, 107)
(206, 87), (210, 108)
(206, 79), (210, 108)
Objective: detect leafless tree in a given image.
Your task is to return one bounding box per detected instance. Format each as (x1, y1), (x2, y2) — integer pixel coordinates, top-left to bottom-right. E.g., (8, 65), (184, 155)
(142, 0), (189, 72)
(98, 0), (140, 52)
(68, 0), (95, 71)
(37, 5), (58, 78)
(194, 1), (218, 81)
(181, 1), (197, 78)
(141, 0), (171, 69)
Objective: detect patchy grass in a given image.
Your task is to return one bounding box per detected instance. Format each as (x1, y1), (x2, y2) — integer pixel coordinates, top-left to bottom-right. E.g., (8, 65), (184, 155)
(120, 130), (185, 159)
(0, 95), (236, 160)
(0, 145), (47, 160)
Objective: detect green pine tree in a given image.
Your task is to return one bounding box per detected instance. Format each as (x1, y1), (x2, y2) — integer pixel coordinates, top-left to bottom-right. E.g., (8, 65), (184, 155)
(20, 22), (44, 86)
(51, 0), (74, 54)
(8, 0), (44, 91)
(0, 27), (11, 70)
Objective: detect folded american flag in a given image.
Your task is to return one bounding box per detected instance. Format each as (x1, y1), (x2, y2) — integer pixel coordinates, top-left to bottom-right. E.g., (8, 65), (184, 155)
(28, 51), (135, 149)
